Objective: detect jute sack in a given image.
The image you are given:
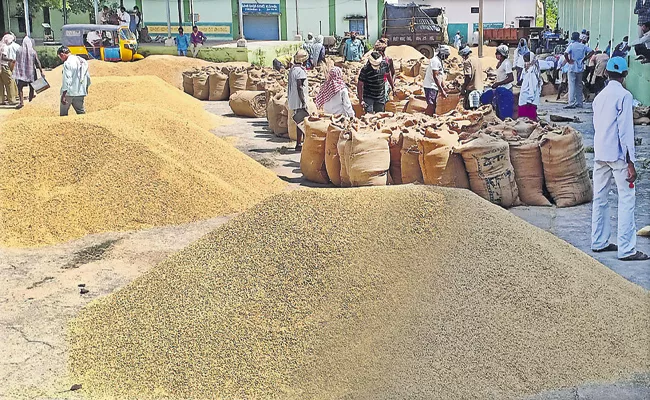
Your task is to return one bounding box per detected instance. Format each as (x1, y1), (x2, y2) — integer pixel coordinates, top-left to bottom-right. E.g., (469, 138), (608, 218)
(288, 115), (298, 141)
(229, 91), (267, 118)
(385, 100), (409, 113)
(401, 131), (424, 184)
(247, 67), (263, 91)
(539, 126), (592, 207)
(208, 70), (230, 101)
(182, 72), (195, 95)
(388, 130), (403, 185)
(337, 128), (353, 187)
(418, 59), (429, 80)
(405, 95), (428, 114)
(401, 60), (420, 77)
(418, 128), (468, 188)
(346, 130), (391, 186)
(229, 69), (248, 95)
(192, 74), (209, 100)
(300, 116), (331, 184)
(267, 93), (289, 136)
(508, 140), (551, 206)
(326, 121), (344, 186)
(456, 133), (520, 208)
(436, 93), (461, 115)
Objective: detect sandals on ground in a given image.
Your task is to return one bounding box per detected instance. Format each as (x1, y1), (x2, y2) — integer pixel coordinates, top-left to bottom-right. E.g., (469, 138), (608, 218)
(620, 251), (650, 261)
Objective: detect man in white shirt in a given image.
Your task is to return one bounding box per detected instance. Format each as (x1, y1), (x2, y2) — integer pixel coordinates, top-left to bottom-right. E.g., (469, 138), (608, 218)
(57, 46), (91, 116)
(591, 57), (648, 261)
(287, 49), (309, 151)
(422, 45), (449, 116)
(118, 6), (131, 28)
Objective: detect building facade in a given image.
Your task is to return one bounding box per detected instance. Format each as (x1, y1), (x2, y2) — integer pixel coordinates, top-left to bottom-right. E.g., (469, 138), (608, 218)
(559, 0), (650, 104)
(396, 0), (538, 44)
(2, 0), (385, 42)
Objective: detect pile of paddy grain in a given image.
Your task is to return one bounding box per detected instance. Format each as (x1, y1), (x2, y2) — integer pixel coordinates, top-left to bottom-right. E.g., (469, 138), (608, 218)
(69, 186), (649, 399)
(8, 75), (219, 129)
(0, 103), (285, 247)
(385, 45), (426, 60)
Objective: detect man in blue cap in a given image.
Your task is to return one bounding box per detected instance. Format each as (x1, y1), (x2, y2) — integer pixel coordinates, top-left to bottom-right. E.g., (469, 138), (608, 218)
(591, 57), (648, 261)
(564, 31), (594, 109)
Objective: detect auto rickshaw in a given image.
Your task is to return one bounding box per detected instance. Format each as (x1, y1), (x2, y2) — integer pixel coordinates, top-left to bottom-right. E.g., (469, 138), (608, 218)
(61, 24), (144, 62)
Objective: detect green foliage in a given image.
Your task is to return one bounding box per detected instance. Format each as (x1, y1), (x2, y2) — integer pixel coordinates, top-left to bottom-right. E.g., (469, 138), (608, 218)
(537, 0), (559, 29)
(36, 47), (62, 69)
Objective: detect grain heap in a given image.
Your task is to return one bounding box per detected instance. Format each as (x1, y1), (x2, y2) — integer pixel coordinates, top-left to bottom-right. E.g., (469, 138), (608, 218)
(68, 186), (650, 399)
(297, 109), (593, 208)
(8, 75), (219, 129)
(0, 102), (284, 247)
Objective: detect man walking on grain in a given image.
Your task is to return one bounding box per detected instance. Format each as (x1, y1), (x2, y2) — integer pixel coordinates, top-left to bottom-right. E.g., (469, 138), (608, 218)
(591, 57), (648, 261)
(57, 46), (91, 116)
(288, 49), (310, 151)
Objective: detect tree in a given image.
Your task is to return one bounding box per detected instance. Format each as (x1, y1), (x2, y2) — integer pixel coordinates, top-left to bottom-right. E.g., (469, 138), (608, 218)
(17, 0), (117, 22)
(537, 0), (558, 29)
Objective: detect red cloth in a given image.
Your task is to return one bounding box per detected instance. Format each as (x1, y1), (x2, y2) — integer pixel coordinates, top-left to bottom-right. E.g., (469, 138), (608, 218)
(315, 67), (347, 109)
(518, 104), (538, 120)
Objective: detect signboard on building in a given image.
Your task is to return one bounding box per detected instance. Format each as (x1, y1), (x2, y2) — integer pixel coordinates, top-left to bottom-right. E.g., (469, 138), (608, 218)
(242, 3), (280, 15)
(473, 22), (504, 31)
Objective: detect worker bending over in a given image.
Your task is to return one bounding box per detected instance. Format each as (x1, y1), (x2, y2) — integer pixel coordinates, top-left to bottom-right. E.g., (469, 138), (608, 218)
(591, 57), (648, 261)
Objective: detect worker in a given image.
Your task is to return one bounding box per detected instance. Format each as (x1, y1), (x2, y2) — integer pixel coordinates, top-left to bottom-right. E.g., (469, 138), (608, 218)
(14, 37), (43, 109)
(57, 46), (91, 117)
(373, 38), (395, 103)
(459, 46), (483, 109)
(305, 32), (314, 44)
(99, 6), (110, 24)
(0, 34), (18, 106)
(358, 51), (393, 114)
(117, 6), (131, 28)
(632, 22), (650, 63)
(315, 66), (354, 117)
(591, 57), (648, 262)
(634, 0), (650, 39)
(344, 32), (364, 62)
(612, 36), (631, 57)
(86, 30), (102, 59)
(133, 5), (142, 40)
(591, 51), (610, 94)
(471, 28), (479, 46)
(272, 53), (293, 72)
(307, 35), (325, 69)
(514, 38), (530, 85)
(604, 40), (612, 56)
(288, 49), (309, 151)
(422, 45), (450, 116)
(480, 44), (514, 119)
(190, 26), (207, 58)
(453, 31), (462, 49)
(564, 31), (593, 109)
(518, 53), (542, 121)
(176, 27), (190, 56)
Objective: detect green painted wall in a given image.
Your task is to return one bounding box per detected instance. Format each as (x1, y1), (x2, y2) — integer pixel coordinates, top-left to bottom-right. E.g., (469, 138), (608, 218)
(280, 0), (288, 40)
(560, 0), (650, 104)
(377, 0), (384, 37)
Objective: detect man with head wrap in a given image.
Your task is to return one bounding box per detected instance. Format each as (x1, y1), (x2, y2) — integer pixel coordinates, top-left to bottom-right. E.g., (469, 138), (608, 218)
(307, 35), (325, 69)
(14, 36), (44, 109)
(459, 46), (483, 109)
(422, 45), (450, 116)
(288, 49), (310, 150)
(357, 51), (392, 113)
(315, 66), (354, 117)
(0, 34), (18, 105)
(374, 38), (394, 102)
(564, 31), (594, 109)
(514, 38), (529, 85)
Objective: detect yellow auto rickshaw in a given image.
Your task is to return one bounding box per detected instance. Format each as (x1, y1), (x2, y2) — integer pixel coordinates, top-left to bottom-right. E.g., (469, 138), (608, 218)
(62, 24), (144, 62)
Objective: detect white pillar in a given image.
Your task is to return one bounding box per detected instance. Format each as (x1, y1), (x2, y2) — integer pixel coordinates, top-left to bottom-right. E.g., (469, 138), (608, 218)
(610, 0), (615, 50)
(166, 0), (171, 37)
(22, 0), (30, 36)
(93, 0), (99, 24)
(628, 0), (634, 40)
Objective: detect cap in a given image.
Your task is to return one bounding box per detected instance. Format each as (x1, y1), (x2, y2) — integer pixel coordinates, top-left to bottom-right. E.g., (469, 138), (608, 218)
(459, 46), (472, 57)
(294, 49), (309, 63)
(606, 56), (628, 73)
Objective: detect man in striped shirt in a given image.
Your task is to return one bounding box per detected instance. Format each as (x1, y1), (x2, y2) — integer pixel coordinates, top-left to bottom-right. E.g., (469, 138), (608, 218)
(357, 52), (393, 114)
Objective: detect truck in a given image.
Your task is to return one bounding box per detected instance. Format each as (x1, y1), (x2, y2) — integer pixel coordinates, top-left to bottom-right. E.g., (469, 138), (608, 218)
(381, 2), (445, 59)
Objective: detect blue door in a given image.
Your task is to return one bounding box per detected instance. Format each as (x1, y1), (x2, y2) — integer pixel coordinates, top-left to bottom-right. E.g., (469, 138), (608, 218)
(349, 19), (365, 36)
(243, 15), (280, 40)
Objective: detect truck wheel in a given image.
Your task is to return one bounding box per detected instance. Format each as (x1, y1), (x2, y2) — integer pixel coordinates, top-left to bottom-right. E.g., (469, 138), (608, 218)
(416, 45), (434, 59)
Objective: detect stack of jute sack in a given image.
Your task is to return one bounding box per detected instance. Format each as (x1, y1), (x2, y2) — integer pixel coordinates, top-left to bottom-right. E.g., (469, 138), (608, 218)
(299, 106), (593, 209)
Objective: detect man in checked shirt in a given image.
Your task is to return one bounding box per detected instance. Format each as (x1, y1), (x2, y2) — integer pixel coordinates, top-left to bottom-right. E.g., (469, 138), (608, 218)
(635, 0), (650, 38)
